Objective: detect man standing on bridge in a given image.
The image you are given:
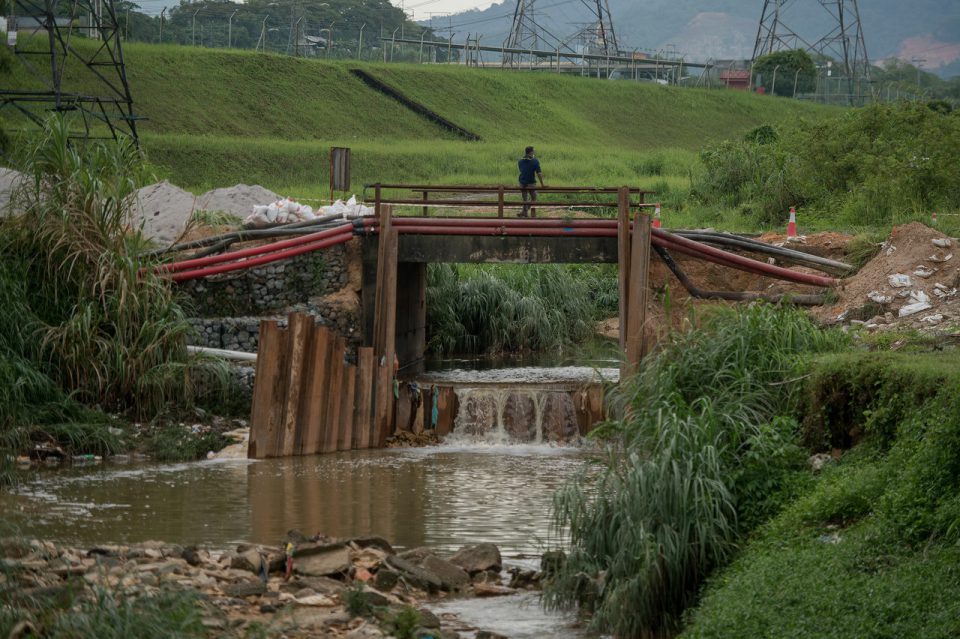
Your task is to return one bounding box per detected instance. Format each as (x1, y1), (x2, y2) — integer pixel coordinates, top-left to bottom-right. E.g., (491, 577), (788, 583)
(518, 146), (544, 217)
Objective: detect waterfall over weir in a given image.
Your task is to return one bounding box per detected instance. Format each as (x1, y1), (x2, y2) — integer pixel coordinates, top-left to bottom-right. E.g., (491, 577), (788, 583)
(414, 366), (618, 446)
(451, 388), (580, 445)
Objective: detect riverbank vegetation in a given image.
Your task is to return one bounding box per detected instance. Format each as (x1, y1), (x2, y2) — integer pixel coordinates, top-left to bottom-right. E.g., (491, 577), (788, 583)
(693, 102), (960, 229)
(0, 119), (228, 484)
(425, 264), (617, 355)
(543, 304), (848, 637)
(544, 306), (960, 637)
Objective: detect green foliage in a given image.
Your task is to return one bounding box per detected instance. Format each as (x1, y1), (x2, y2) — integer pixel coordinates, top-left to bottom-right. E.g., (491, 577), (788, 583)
(753, 49), (816, 97)
(683, 352), (960, 638)
(693, 102), (960, 227)
(47, 587), (209, 638)
(544, 305), (848, 638)
(5, 116), (227, 417)
(145, 423), (230, 462)
(386, 606), (420, 639)
(426, 264), (603, 355)
(344, 582), (375, 618)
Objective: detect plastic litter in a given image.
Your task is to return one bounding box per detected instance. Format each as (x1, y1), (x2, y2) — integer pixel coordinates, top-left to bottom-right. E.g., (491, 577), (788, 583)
(882, 242), (896, 256)
(913, 265), (936, 279)
(921, 314), (944, 325)
(887, 273), (912, 288)
(867, 291), (893, 304)
(932, 238), (953, 248)
(928, 253), (953, 263)
(898, 291), (932, 317)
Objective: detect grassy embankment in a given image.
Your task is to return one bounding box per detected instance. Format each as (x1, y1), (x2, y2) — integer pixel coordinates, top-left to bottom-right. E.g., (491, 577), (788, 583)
(682, 351), (960, 638)
(7, 40), (836, 229)
(543, 304), (960, 638)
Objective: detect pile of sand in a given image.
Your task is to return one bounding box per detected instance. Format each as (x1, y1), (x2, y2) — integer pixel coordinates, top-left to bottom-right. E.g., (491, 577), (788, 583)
(131, 181), (284, 246)
(0, 168), (25, 217)
(198, 184), (281, 219)
(815, 222), (960, 330)
(130, 180), (199, 246)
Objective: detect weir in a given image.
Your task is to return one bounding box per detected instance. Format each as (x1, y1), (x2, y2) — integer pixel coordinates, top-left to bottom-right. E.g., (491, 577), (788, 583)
(247, 185), (654, 458)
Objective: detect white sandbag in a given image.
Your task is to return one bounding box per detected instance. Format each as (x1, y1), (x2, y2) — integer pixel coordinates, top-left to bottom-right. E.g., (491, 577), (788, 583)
(265, 203), (280, 223)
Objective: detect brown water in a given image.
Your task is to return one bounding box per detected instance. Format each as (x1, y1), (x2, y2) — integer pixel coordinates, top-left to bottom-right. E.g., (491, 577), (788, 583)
(1, 446), (589, 559)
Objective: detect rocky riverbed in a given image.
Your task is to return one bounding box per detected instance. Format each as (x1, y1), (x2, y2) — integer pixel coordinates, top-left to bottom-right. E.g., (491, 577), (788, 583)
(1, 533), (545, 638)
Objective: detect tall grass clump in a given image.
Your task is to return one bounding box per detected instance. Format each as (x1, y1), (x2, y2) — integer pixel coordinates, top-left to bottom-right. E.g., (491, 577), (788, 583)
(543, 304), (848, 638)
(4, 117), (225, 417)
(426, 263), (606, 355)
(693, 103), (960, 227)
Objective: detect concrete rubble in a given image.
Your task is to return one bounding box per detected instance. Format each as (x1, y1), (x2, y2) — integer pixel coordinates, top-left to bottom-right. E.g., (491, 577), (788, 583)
(0, 534), (540, 638)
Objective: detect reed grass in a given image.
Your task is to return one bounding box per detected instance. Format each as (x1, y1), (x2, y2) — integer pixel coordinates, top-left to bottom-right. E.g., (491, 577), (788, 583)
(0, 116), (227, 482)
(544, 304), (848, 638)
(425, 263), (610, 355)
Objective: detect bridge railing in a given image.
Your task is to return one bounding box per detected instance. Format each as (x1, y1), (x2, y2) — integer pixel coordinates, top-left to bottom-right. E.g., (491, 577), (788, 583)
(365, 183), (657, 219)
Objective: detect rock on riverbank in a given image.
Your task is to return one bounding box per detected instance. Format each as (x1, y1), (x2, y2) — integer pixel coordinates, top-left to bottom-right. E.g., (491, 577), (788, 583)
(0, 535), (541, 638)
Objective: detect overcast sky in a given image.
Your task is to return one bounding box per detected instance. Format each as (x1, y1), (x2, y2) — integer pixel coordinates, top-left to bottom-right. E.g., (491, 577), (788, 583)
(395, 0), (501, 21)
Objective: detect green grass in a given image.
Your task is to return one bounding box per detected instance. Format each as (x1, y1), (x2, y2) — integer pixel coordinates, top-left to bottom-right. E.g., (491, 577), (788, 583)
(543, 305), (849, 638)
(682, 350), (960, 638)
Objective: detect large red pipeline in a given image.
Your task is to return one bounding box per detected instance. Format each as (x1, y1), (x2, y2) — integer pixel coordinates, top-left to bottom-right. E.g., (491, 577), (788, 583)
(170, 231), (354, 282)
(155, 223), (354, 274)
(652, 229), (836, 287)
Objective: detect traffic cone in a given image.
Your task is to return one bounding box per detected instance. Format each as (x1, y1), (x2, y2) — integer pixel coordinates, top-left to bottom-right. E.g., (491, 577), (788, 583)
(787, 207), (798, 238)
(652, 203), (662, 229)
(932, 211), (938, 226)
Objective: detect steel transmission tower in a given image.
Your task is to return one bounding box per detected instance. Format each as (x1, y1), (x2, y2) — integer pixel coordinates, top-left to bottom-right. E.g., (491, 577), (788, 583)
(504, 0), (541, 66)
(752, 0), (870, 103)
(504, 0), (619, 68)
(2, 0), (140, 145)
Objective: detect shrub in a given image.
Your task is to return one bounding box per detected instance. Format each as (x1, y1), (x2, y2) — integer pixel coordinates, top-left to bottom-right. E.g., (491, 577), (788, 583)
(544, 305), (848, 637)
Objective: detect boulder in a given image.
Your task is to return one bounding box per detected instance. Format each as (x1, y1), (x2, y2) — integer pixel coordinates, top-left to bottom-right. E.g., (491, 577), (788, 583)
(222, 581), (267, 598)
(539, 550), (565, 577)
(374, 568), (400, 591)
(295, 545), (351, 577)
(384, 555), (443, 593)
(416, 608), (441, 629)
(474, 582), (517, 597)
(230, 549), (264, 575)
(345, 536), (395, 555)
(448, 543), (501, 575)
(419, 555), (469, 592)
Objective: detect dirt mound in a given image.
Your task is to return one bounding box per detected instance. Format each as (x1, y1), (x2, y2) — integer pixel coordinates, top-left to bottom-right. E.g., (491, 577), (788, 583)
(131, 181), (198, 246)
(0, 168), (25, 216)
(198, 184), (281, 219)
(814, 222), (960, 330)
(757, 230), (852, 262)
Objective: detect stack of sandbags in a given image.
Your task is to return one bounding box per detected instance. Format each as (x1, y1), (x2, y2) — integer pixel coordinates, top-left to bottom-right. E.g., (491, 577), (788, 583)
(245, 198), (316, 227)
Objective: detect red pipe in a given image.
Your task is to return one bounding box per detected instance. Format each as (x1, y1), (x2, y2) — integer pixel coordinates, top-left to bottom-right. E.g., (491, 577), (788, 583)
(170, 231), (354, 282)
(653, 229), (836, 287)
(390, 217), (620, 228)
(394, 225), (618, 237)
(155, 223), (354, 274)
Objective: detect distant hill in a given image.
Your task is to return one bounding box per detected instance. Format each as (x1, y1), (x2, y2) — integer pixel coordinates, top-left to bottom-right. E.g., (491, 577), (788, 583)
(431, 0), (960, 77)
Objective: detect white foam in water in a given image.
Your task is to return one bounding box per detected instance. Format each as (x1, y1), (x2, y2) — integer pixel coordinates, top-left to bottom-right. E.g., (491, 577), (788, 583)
(419, 365), (619, 385)
(443, 387), (583, 446)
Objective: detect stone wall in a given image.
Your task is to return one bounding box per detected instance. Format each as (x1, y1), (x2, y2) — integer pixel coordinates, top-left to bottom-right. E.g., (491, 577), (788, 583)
(178, 246), (348, 318)
(187, 301), (361, 354)
(178, 242), (362, 355)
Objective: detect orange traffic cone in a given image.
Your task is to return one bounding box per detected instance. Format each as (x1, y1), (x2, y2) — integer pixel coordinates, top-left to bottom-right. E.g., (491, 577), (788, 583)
(652, 203), (662, 229)
(787, 207), (798, 238)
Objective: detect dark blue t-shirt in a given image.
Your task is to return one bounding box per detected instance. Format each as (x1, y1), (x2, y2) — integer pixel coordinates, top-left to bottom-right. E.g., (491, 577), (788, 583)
(518, 156), (541, 185)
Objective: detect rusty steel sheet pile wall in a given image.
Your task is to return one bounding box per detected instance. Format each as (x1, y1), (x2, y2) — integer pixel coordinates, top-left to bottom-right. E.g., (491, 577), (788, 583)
(248, 313), (383, 458)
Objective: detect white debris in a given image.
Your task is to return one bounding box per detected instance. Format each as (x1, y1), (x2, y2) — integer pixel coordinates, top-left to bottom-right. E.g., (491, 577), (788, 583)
(867, 291), (893, 304)
(913, 265), (936, 279)
(921, 314), (944, 325)
(928, 253), (953, 263)
(883, 242), (897, 256)
(888, 273), (912, 288)
(932, 238), (953, 248)
(899, 291), (932, 317)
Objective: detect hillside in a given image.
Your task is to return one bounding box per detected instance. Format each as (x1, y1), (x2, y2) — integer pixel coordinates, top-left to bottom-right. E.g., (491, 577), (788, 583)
(6, 41), (837, 193)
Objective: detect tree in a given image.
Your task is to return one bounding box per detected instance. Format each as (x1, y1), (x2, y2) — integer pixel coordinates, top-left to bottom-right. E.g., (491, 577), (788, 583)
(753, 49), (816, 98)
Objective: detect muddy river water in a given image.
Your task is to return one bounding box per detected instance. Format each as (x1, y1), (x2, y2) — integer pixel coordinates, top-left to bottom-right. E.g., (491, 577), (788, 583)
(2, 361), (613, 637)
